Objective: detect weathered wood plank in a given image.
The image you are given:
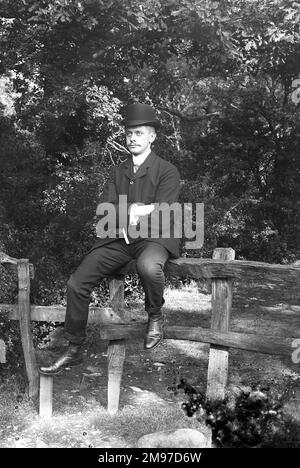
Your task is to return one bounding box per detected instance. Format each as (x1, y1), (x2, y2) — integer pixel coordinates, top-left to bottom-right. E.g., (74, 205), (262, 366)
(1, 251), (300, 283)
(39, 374), (53, 419)
(99, 323), (296, 357)
(206, 248), (235, 401)
(119, 257), (300, 283)
(2, 251), (299, 284)
(17, 260), (39, 399)
(0, 252), (34, 278)
(0, 338), (6, 363)
(109, 277), (125, 314)
(0, 251), (18, 267)
(0, 304), (125, 324)
(1, 300), (299, 325)
(107, 339), (126, 415)
(107, 278), (126, 415)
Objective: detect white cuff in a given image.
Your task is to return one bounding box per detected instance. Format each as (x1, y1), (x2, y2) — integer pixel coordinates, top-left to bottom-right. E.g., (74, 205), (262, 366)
(129, 204), (155, 226)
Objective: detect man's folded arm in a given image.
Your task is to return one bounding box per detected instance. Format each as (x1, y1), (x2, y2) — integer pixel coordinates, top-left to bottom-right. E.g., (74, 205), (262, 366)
(130, 165), (181, 237)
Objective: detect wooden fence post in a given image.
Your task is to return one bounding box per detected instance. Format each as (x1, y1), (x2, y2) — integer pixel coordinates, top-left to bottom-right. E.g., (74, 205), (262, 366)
(39, 374), (53, 418)
(206, 248), (235, 401)
(0, 339), (6, 363)
(17, 259), (39, 400)
(107, 278), (126, 415)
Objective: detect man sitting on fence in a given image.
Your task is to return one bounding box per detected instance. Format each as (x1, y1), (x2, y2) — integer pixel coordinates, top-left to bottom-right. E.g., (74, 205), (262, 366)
(39, 102), (181, 375)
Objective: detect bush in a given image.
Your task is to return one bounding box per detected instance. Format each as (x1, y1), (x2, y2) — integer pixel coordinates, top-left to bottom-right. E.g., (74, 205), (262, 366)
(177, 379), (300, 448)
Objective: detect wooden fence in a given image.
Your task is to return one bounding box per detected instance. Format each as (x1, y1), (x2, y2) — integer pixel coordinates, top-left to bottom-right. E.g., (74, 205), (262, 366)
(1, 249), (300, 417)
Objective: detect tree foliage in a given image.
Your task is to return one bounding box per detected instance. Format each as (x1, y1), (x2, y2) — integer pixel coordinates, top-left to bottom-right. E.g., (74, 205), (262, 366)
(0, 0), (299, 303)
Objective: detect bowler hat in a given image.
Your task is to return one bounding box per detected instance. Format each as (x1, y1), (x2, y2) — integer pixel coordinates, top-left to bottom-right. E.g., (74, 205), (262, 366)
(123, 103), (160, 129)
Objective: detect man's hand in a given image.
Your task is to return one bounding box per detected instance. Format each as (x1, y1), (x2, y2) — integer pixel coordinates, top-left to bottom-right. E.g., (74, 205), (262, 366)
(129, 203), (155, 225)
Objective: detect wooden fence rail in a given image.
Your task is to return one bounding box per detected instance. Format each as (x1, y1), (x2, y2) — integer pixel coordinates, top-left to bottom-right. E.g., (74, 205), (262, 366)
(1, 249), (300, 415)
(0, 339), (6, 363)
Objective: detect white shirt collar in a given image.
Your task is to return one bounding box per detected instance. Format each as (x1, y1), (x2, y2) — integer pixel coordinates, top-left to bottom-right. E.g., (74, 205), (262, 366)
(132, 148), (152, 168)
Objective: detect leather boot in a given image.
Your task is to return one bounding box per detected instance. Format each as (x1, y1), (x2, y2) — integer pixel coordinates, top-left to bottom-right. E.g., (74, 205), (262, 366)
(144, 314), (164, 350)
(39, 343), (84, 375)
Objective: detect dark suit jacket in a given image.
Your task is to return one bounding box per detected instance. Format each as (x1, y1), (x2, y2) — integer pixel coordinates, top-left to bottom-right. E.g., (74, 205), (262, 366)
(92, 150), (181, 258)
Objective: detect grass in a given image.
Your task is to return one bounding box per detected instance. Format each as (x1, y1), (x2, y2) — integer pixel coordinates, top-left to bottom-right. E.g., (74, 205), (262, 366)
(89, 404), (209, 444)
(20, 403), (210, 448)
(0, 374), (33, 442)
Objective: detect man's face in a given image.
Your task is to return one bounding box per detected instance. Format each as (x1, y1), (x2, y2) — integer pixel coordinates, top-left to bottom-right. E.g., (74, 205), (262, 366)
(125, 126), (156, 156)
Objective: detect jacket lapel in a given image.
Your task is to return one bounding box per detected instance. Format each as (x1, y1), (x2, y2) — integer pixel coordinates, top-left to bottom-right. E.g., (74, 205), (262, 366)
(133, 151), (157, 180)
(123, 159), (132, 180)
(122, 151), (157, 180)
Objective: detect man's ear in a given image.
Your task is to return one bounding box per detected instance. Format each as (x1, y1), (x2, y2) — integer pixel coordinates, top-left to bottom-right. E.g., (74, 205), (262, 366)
(149, 127), (157, 143)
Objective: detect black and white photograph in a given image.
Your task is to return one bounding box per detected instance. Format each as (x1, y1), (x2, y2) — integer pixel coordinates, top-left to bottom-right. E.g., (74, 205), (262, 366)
(0, 0), (299, 453)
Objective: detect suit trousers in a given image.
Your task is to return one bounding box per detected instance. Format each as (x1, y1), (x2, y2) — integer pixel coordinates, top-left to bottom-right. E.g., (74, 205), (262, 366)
(64, 239), (169, 344)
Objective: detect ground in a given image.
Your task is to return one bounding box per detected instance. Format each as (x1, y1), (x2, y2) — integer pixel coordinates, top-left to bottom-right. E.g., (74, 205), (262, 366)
(0, 275), (299, 448)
